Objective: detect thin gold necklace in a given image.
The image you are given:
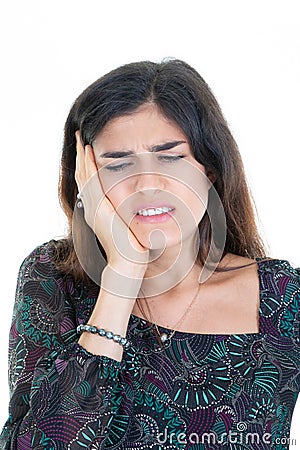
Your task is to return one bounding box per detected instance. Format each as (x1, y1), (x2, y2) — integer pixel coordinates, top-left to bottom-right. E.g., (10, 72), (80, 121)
(138, 282), (202, 343)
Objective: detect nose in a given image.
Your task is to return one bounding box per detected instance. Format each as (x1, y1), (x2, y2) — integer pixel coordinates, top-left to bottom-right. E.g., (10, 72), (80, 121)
(133, 155), (167, 192)
(134, 170), (167, 194)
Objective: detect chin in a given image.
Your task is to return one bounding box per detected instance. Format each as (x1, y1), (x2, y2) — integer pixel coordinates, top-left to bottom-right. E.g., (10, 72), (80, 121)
(143, 234), (183, 252)
(131, 224), (198, 252)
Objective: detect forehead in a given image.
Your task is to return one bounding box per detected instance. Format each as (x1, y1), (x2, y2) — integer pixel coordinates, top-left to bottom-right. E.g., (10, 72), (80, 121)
(93, 104), (187, 149)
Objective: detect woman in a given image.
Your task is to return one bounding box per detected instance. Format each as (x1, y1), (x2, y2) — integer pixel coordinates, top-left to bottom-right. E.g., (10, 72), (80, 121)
(1, 59), (299, 449)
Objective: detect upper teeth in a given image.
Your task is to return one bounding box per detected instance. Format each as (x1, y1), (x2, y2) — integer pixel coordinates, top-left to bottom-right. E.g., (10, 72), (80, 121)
(137, 207), (173, 216)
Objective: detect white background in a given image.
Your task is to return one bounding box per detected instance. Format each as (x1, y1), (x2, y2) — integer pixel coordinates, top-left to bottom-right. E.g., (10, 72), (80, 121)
(0, 0), (299, 445)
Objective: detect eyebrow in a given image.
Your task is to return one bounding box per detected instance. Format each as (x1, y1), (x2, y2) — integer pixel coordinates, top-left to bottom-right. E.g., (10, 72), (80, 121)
(98, 140), (187, 158)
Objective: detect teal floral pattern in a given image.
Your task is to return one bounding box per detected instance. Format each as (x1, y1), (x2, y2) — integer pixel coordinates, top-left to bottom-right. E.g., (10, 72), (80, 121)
(0, 240), (300, 449)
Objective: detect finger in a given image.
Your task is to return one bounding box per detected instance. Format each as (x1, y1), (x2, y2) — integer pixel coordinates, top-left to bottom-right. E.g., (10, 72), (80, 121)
(83, 145), (106, 206)
(84, 145), (105, 196)
(84, 144), (99, 181)
(75, 131), (85, 164)
(75, 131), (85, 190)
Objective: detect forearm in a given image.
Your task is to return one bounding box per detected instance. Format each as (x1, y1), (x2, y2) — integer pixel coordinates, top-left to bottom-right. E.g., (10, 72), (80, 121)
(1, 243), (142, 447)
(78, 263), (145, 361)
(1, 342), (128, 448)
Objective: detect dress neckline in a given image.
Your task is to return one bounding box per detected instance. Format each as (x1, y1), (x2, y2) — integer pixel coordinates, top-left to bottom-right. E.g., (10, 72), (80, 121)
(129, 257), (275, 338)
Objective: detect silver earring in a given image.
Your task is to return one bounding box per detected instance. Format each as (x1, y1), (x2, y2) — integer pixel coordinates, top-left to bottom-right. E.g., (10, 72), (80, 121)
(77, 192), (83, 209)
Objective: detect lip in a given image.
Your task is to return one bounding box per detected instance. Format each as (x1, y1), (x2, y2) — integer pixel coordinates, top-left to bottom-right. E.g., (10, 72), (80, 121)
(133, 204), (175, 224)
(133, 203), (175, 215)
(134, 210), (175, 223)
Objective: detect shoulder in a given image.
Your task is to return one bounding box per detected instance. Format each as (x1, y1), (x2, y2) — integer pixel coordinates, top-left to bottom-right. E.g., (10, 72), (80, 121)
(16, 239), (78, 298)
(256, 257), (300, 305)
(221, 253), (300, 297)
(19, 239), (70, 277)
(225, 253), (300, 278)
(21, 238), (65, 265)
(255, 257), (300, 342)
(17, 239), (99, 301)
(256, 256), (300, 280)
(231, 253), (300, 292)
(13, 240), (80, 350)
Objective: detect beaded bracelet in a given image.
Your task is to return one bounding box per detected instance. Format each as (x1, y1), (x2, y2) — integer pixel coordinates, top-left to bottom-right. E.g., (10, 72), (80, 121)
(77, 324), (131, 349)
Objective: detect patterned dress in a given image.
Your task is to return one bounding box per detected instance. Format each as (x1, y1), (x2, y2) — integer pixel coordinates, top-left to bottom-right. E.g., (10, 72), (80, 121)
(1, 240), (300, 449)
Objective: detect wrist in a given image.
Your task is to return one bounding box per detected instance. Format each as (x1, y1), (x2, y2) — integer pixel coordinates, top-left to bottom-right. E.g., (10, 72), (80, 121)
(104, 261), (147, 279)
(107, 241), (149, 270)
(101, 263), (145, 300)
(107, 257), (148, 276)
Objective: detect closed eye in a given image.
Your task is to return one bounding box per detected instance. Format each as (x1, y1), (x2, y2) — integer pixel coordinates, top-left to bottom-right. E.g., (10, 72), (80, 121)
(104, 162), (133, 172)
(103, 155), (185, 172)
(157, 155), (185, 162)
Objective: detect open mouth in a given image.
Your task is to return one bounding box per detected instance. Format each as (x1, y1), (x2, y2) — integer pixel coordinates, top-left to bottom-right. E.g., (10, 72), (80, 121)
(136, 206), (174, 217)
(134, 206), (175, 223)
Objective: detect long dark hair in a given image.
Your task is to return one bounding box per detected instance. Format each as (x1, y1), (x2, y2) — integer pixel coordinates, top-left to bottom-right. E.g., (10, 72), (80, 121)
(55, 58), (268, 283)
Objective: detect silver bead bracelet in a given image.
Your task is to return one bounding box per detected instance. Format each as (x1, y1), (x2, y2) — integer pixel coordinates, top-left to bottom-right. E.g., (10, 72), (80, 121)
(77, 324), (131, 349)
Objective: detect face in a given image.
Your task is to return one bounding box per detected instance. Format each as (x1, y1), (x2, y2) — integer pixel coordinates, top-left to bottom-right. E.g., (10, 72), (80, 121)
(92, 104), (211, 252)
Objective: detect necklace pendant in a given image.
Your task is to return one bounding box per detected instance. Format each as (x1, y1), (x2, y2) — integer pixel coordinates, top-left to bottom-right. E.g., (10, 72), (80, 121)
(160, 332), (169, 343)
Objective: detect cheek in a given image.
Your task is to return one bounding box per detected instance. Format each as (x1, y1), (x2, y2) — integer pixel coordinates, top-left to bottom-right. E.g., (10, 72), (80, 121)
(170, 160), (210, 205)
(105, 186), (127, 210)
(175, 176), (209, 213)
(105, 183), (135, 226)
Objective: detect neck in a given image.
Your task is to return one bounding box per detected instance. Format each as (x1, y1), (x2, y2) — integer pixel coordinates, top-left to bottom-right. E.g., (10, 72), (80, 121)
(140, 231), (201, 298)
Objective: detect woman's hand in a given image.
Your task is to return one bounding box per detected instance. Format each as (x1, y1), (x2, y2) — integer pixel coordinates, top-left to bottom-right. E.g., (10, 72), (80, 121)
(75, 131), (149, 270)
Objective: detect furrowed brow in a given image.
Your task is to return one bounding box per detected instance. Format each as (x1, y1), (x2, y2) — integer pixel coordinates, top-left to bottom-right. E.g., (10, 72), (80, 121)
(99, 150), (134, 158)
(150, 140), (187, 152)
(98, 140), (187, 158)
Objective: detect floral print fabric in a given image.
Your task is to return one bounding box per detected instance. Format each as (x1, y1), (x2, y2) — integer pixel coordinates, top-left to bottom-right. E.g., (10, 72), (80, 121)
(1, 240), (300, 449)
